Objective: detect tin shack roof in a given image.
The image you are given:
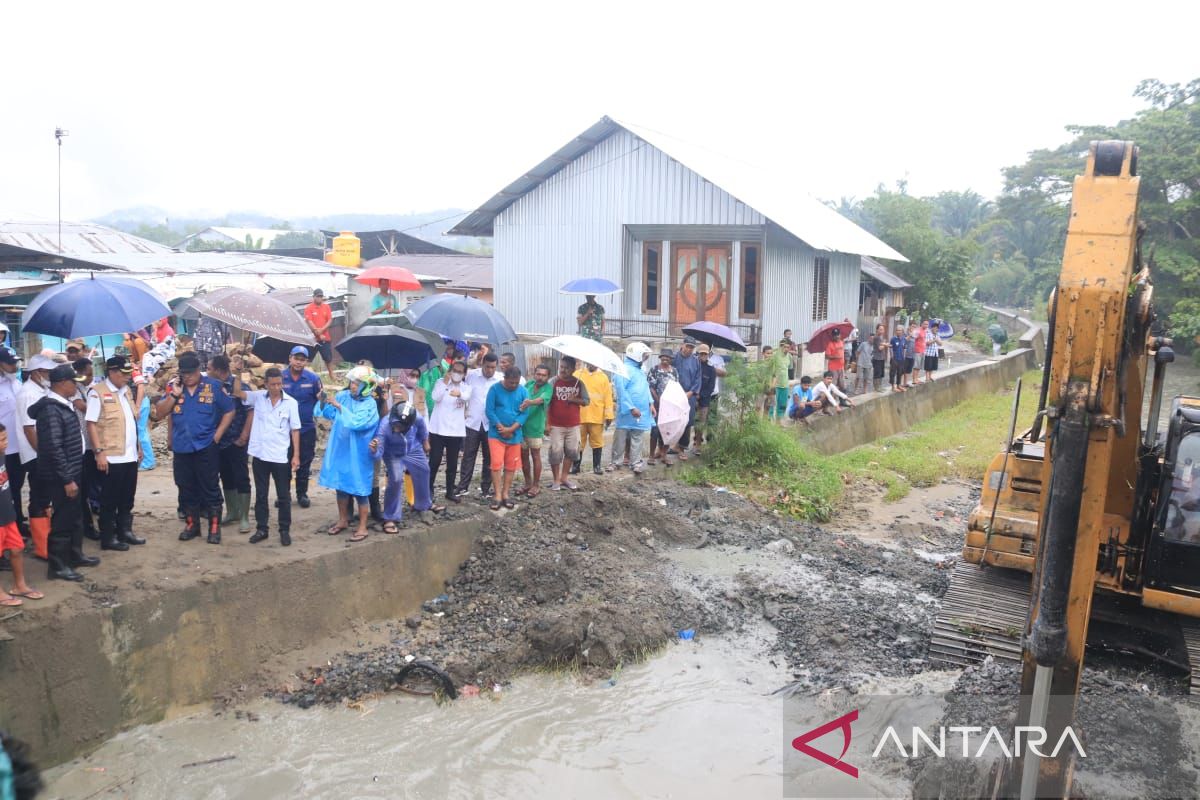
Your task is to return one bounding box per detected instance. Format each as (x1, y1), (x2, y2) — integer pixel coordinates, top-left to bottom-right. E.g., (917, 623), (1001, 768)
(449, 116), (907, 262)
(861, 256), (912, 289)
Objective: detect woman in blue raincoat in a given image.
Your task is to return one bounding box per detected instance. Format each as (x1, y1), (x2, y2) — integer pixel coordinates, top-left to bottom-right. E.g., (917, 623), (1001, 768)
(319, 366), (381, 541)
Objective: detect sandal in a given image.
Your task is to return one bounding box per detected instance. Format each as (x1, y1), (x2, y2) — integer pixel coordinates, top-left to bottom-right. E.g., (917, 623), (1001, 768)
(526, 488), (540, 499)
(348, 531), (369, 542)
(382, 522), (400, 534)
(8, 589), (43, 600)
(430, 504), (446, 514)
(327, 522), (349, 535)
(0, 594), (21, 607)
(513, 486), (529, 497)
(502, 499), (516, 510)
(489, 500), (502, 511)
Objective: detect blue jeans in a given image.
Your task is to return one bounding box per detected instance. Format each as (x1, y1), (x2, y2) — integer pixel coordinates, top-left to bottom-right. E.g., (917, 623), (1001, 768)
(138, 395), (156, 470)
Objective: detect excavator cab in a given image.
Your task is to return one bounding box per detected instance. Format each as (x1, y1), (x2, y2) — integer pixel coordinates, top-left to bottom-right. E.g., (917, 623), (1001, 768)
(1147, 399), (1200, 590)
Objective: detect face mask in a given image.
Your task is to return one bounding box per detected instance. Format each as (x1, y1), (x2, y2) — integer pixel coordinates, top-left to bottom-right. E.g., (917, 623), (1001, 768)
(451, 373), (464, 383)
(399, 374), (418, 390)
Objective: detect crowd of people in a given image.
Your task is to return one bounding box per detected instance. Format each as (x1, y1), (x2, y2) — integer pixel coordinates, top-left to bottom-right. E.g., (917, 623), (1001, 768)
(0, 290), (952, 608)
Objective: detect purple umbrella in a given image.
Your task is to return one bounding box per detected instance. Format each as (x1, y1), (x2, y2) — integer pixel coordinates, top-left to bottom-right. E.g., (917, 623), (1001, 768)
(681, 321), (747, 352)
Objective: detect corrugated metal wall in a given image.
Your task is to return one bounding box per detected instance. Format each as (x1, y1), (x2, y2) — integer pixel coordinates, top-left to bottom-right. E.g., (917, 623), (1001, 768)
(494, 128), (858, 340)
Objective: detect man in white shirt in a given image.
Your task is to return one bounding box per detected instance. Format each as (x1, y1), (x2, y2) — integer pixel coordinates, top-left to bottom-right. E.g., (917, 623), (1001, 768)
(17, 354), (55, 556)
(456, 353), (501, 498)
(0, 348), (28, 537)
(813, 371), (853, 415)
(232, 365), (301, 546)
(85, 356), (144, 551)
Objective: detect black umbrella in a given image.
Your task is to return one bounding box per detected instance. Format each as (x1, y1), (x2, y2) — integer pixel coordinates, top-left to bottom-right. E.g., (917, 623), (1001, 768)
(402, 294), (517, 346)
(334, 325), (440, 370)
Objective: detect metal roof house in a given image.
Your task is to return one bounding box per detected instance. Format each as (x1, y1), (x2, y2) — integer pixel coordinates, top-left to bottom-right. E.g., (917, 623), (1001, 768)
(450, 116), (906, 350)
(859, 256), (912, 333)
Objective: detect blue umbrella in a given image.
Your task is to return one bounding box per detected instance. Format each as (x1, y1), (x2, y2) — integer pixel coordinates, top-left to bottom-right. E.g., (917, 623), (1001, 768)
(559, 277), (622, 295)
(22, 276), (171, 339)
(334, 325), (440, 370)
(402, 294), (517, 346)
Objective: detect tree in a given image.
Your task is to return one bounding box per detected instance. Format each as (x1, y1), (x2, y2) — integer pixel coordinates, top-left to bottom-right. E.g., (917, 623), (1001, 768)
(269, 230), (322, 249)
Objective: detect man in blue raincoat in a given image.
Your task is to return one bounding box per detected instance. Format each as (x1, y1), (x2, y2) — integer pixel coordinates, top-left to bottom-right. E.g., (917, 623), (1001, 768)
(609, 342), (653, 474)
(318, 366), (380, 542)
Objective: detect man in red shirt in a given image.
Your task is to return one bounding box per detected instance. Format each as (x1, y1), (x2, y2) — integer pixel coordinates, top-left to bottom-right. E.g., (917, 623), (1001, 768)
(824, 328), (847, 391)
(913, 320), (929, 384)
(303, 289), (337, 383)
(546, 356), (589, 491)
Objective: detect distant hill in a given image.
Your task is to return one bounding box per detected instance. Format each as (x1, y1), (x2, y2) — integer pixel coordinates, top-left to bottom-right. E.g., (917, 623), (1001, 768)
(92, 207), (487, 252)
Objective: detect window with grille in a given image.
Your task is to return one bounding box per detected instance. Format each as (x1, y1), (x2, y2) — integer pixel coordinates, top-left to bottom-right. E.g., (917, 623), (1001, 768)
(811, 256), (830, 320)
(740, 243), (761, 318)
(643, 241), (662, 313)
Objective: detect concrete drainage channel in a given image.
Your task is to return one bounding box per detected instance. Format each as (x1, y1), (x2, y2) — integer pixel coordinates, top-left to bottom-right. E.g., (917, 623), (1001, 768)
(0, 518), (481, 766)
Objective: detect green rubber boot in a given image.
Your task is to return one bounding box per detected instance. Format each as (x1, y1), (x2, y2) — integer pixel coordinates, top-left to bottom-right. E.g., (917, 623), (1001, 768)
(221, 490), (238, 525)
(238, 492), (253, 534)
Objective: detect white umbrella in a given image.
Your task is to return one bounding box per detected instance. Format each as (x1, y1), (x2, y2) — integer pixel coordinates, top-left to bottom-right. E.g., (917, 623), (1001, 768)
(656, 381), (690, 448)
(541, 334), (627, 377)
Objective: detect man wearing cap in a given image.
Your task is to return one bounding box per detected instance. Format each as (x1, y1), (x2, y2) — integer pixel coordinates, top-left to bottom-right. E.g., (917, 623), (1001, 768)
(206, 355), (253, 533)
(65, 339), (91, 363)
(85, 355), (144, 550)
(303, 288), (337, 383)
(29, 364), (96, 580)
(282, 345), (324, 508)
(16, 354), (56, 559)
(673, 337), (702, 459)
(71, 358), (101, 542)
(154, 352), (235, 544)
(0, 348), (28, 539)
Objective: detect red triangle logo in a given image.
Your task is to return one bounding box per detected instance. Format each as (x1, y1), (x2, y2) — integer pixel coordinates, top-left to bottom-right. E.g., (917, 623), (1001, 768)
(791, 709), (859, 779)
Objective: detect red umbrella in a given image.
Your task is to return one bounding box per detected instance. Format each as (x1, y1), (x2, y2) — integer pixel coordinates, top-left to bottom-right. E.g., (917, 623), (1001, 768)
(354, 265), (422, 291)
(807, 321), (854, 354)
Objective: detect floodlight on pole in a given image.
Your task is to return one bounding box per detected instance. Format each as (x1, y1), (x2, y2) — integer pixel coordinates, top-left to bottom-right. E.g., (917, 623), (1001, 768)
(55, 126), (69, 251)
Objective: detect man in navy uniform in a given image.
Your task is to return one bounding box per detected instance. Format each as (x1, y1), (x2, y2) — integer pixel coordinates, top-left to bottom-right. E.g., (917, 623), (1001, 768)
(153, 352), (234, 543)
(281, 345), (324, 508)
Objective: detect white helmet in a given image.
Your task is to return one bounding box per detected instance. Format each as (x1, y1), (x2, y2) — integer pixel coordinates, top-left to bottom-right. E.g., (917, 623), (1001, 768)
(625, 341), (651, 362)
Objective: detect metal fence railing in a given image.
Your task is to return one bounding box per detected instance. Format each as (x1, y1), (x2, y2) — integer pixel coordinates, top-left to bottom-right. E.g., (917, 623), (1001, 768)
(602, 318), (762, 345)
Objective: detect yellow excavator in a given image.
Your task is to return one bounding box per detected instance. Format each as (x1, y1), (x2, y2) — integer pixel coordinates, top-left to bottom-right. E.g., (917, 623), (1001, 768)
(930, 140), (1200, 797)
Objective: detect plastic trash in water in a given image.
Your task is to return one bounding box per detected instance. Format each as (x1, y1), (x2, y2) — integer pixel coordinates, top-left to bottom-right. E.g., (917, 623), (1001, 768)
(678, 629), (695, 640)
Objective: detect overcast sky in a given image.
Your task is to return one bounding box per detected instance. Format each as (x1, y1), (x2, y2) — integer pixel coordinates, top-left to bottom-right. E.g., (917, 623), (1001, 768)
(3, 0), (1196, 224)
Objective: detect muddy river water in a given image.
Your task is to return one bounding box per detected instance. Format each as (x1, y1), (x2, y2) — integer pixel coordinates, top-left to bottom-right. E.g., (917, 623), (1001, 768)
(46, 630), (799, 799)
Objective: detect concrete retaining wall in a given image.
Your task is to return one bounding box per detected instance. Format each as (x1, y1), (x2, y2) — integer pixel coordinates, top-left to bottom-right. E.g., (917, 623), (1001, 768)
(800, 349), (1038, 454)
(0, 521), (481, 766)
(983, 304), (1046, 362)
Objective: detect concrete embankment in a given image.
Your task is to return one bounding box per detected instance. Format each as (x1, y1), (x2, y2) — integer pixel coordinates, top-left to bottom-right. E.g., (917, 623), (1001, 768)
(0, 519), (481, 766)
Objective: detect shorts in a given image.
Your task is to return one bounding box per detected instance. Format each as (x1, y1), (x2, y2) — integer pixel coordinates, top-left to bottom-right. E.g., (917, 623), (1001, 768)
(580, 422), (604, 450)
(0, 521), (22, 553)
(487, 438), (522, 472)
(872, 360), (885, 380)
(698, 393), (714, 409)
(904, 357), (915, 375)
(547, 425), (581, 465)
(313, 340), (333, 363)
(924, 355), (939, 371)
(336, 490), (368, 508)
(520, 436), (544, 451)
(789, 405), (816, 420)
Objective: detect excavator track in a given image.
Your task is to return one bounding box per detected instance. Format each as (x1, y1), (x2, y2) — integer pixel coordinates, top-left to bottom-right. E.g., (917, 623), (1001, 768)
(1182, 618), (1200, 697)
(930, 561), (1031, 667)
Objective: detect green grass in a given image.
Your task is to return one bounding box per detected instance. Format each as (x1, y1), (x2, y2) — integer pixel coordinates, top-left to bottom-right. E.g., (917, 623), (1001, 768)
(684, 370), (1041, 520)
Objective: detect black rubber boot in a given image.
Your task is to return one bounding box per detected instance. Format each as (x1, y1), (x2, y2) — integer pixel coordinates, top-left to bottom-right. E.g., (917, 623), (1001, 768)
(279, 528), (292, 547)
(118, 511), (146, 545)
(100, 520), (129, 552)
(296, 479), (310, 509)
(569, 458), (581, 475)
(592, 449), (603, 475)
(69, 528), (101, 567)
(48, 541), (83, 581)
(249, 529), (268, 544)
(206, 510), (221, 544)
(369, 488), (384, 523)
(179, 511), (200, 541)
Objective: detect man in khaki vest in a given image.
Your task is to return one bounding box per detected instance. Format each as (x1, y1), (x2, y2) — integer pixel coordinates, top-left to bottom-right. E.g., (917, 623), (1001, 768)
(85, 356), (145, 550)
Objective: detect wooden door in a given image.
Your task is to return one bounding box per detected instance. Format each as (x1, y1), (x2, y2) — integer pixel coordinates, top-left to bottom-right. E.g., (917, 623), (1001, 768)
(671, 244), (730, 328)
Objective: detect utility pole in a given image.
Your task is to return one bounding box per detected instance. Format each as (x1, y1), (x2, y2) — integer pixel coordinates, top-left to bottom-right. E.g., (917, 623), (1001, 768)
(55, 126), (69, 251)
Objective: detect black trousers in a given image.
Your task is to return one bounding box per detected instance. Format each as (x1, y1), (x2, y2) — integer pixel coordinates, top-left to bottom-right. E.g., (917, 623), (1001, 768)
(218, 443), (251, 494)
(252, 457), (292, 532)
(6, 453), (27, 526)
(48, 480), (82, 549)
(428, 433), (462, 497)
(174, 445), (221, 512)
(81, 451), (97, 533)
(98, 461), (138, 534)
(456, 425), (492, 494)
(290, 428), (317, 494)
